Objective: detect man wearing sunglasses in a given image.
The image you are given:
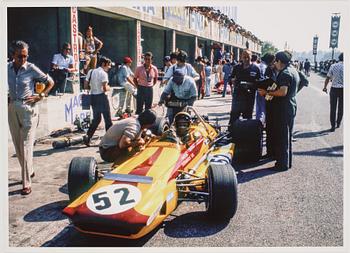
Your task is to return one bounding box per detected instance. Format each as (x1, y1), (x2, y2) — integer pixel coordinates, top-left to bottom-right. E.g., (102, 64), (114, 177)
(8, 40), (54, 195)
(50, 42), (76, 94)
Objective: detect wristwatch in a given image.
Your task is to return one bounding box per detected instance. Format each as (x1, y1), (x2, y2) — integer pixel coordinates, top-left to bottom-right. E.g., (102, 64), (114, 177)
(39, 93), (46, 99)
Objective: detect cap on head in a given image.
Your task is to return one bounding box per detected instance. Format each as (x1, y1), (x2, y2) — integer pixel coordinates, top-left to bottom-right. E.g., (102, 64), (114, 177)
(164, 56), (171, 62)
(172, 70), (185, 85)
(123, 56), (133, 64)
(275, 51), (292, 64)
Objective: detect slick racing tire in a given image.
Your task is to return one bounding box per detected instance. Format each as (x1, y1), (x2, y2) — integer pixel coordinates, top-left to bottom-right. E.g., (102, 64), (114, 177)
(230, 119), (263, 163)
(68, 157), (98, 202)
(150, 116), (170, 136)
(206, 163), (238, 220)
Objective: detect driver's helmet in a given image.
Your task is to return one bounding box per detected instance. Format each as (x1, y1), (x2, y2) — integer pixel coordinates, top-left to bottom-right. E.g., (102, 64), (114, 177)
(174, 112), (191, 137)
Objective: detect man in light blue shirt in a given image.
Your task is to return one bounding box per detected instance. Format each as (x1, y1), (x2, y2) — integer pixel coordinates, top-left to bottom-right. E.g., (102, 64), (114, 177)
(116, 56), (137, 113)
(159, 70), (197, 123)
(8, 40), (54, 195)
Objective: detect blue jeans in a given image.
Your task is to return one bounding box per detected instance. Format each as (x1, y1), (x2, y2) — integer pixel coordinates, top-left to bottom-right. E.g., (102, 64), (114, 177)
(222, 78), (230, 97)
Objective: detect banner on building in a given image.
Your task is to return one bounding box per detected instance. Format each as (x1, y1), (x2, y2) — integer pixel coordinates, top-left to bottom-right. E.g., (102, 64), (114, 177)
(164, 7), (187, 26)
(131, 6), (163, 19)
(313, 36), (318, 55)
(70, 7), (79, 71)
(329, 15), (340, 48)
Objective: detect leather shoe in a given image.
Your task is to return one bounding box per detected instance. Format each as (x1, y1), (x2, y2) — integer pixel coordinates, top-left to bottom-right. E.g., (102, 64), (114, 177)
(30, 172), (35, 178)
(21, 187), (32, 195)
(330, 127), (335, 132)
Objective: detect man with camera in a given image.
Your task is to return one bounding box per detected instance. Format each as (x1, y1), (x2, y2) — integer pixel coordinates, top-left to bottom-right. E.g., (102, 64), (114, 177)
(229, 49), (261, 125)
(158, 70), (197, 124)
(83, 56), (113, 146)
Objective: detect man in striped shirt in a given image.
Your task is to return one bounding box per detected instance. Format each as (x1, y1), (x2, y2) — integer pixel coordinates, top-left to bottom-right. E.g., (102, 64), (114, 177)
(323, 53), (343, 132)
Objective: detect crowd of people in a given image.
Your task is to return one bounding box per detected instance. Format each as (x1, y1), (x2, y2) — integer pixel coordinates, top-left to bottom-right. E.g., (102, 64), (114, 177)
(7, 24), (344, 194)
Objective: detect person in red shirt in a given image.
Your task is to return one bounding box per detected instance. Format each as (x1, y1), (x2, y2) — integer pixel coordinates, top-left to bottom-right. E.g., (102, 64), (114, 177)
(133, 52), (159, 114)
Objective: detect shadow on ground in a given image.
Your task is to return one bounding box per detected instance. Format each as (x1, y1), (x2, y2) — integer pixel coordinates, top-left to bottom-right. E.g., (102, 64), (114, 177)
(293, 129), (331, 139)
(294, 145), (343, 157)
(24, 200), (69, 222)
(163, 211), (229, 238)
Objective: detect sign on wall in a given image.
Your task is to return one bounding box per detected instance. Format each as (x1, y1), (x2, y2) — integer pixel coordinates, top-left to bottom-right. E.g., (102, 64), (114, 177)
(70, 7), (79, 71)
(131, 6), (163, 19)
(164, 7), (187, 26)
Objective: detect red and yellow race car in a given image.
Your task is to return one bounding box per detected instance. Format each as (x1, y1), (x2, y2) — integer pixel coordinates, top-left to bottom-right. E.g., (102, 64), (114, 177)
(63, 106), (261, 239)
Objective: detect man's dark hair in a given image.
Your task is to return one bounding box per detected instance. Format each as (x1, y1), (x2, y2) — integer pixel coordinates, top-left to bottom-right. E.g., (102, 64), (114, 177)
(62, 42), (71, 50)
(144, 51), (153, 59)
(138, 109), (157, 126)
(86, 25), (93, 32)
(99, 56), (112, 66)
(170, 52), (178, 60)
(251, 54), (258, 62)
(196, 56), (202, 62)
(338, 53), (343, 61)
(10, 40), (29, 55)
(261, 53), (275, 65)
(176, 50), (188, 62)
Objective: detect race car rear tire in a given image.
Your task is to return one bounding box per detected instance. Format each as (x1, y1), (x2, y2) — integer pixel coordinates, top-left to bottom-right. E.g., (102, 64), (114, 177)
(68, 157), (98, 202)
(206, 164), (238, 220)
(149, 116), (170, 136)
(230, 119), (263, 163)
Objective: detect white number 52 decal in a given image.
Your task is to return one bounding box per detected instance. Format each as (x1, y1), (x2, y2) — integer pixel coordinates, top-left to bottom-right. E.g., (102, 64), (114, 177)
(86, 184), (142, 215)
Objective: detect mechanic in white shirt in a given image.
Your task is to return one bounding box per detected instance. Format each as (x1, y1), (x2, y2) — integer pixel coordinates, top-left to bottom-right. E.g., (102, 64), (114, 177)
(83, 56), (113, 146)
(50, 42), (76, 94)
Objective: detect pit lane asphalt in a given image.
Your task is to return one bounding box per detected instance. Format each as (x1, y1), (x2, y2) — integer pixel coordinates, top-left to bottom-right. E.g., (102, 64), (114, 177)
(8, 72), (343, 248)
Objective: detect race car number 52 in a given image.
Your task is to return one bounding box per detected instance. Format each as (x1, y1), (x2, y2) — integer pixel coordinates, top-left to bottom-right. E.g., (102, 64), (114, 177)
(86, 184), (142, 215)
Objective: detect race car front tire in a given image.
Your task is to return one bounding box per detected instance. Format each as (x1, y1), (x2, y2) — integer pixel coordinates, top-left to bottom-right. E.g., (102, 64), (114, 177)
(149, 116), (170, 136)
(206, 163), (238, 220)
(68, 157), (98, 202)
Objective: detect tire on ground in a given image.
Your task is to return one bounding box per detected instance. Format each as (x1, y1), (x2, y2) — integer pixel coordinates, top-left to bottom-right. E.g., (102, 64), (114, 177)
(230, 119), (263, 163)
(206, 163), (238, 220)
(149, 116), (170, 136)
(68, 157), (98, 202)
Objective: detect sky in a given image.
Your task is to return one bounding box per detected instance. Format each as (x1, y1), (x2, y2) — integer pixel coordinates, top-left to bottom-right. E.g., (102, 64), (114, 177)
(237, 1), (347, 53)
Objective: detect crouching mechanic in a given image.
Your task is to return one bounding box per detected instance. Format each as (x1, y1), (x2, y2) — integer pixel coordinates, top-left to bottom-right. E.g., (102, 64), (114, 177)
(99, 109), (157, 162)
(158, 70), (197, 124)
